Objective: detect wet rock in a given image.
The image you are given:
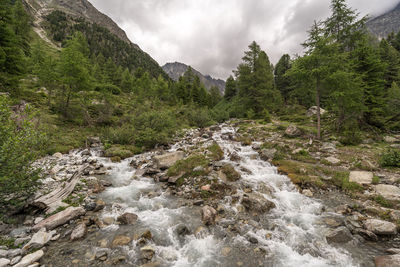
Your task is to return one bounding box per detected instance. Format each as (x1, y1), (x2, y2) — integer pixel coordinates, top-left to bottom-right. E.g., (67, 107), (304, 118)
(81, 149), (91, 156)
(84, 202), (97, 211)
(140, 246), (155, 261)
(95, 250), (108, 261)
(326, 227), (353, 244)
(364, 219), (397, 235)
(241, 193), (276, 214)
(374, 184), (400, 201)
(153, 151), (185, 169)
(302, 189), (313, 197)
(349, 171), (373, 185)
(33, 206), (86, 231)
(193, 200), (204, 206)
(284, 125), (302, 137)
(386, 248), (400, 255)
(141, 230), (152, 240)
(14, 250), (44, 267)
(259, 149), (277, 161)
(221, 247), (231, 257)
(70, 223), (87, 241)
(112, 235), (131, 247)
(176, 224), (190, 236)
(94, 199), (105, 212)
(375, 254), (400, 267)
(248, 236), (258, 244)
(33, 217), (43, 225)
(0, 259), (10, 267)
(325, 156), (340, 165)
(220, 164), (241, 182)
(306, 106), (326, 117)
(23, 228), (54, 251)
(117, 213), (138, 225)
(102, 217), (115, 225)
(201, 206), (217, 225)
(252, 143), (261, 150)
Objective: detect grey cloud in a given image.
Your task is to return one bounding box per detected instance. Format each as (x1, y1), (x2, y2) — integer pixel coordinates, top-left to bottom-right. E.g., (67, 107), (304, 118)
(89, 0), (399, 80)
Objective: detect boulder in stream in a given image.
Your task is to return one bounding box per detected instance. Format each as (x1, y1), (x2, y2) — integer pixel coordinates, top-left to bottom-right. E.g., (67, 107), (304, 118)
(117, 213), (138, 225)
(13, 250), (44, 267)
(201, 206), (217, 225)
(375, 254), (400, 267)
(153, 151), (185, 169)
(241, 193), (276, 214)
(70, 223), (87, 241)
(326, 227), (353, 244)
(364, 219), (397, 235)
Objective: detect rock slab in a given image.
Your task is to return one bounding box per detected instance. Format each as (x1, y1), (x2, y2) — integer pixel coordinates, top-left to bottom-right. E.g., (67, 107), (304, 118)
(33, 207), (85, 230)
(326, 227), (353, 244)
(349, 171), (373, 185)
(153, 151), (184, 169)
(375, 254), (400, 267)
(374, 184), (400, 201)
(14, 250), (44, 267)
(364, 219), (397, 235)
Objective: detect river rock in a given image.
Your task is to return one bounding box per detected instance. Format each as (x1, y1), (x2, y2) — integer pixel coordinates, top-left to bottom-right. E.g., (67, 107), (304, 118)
(349, 171), (373, 185)
(259, 149), (277, 161)
(112, 235), (131, 247)
(284, 125), (302, 137)
(94, 199), (105, 211)
(10, 256), (21, 265)
(364, 219), (397, 235)
(229, 152), (241, 162)
(326, 227), (353, 244)
(117, 213), (138, 225)
(325, 156), (340, 165)
(33, 206), (85, 231)
(140, 246), (155, 261)
(241, 193), (276, 214)
(374, 184), (400, 201)
(70, 223), (87, 241)
(375, 254), (400, 267)
(0, 258), (10, 267)
(306, 106), (326, 117)
(201, 206), (217, 225)
(153, 151), (185, 169)
(302, 189), (313, 197)
(386, 248), (400, 255)
(53, 152), (63, 158)
(14, 250), (44, 267)
(23, 228), (54, 251)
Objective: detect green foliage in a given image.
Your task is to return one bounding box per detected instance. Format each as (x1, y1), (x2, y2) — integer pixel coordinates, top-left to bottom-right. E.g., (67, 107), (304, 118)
(221, 164), (241, 181)
(104, 145), (134, 159)
(372, 176), (380, 185)
(339, 127), (363, 145)
(208, 142), (224, 161)
(263, 109), (272, 123)
(275, 54), (292, 103)
(224, 76), (237, 100)
(167, 155), (209, 178)
(184, 106), (214, 128)
(0, 96), (46, 209)
(380, 149), (400, 168)
(373, 195), (393, 208)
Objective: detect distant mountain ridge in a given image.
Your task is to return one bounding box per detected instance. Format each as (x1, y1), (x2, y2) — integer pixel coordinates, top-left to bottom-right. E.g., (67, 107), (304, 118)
(162, 62), (225, 94)
(367, 2), (400, 38)
(23, 0), (167, 78)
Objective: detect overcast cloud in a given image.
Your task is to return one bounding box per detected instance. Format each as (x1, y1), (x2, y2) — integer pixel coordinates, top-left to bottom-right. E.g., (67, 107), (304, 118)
(88, 0), (399, 80)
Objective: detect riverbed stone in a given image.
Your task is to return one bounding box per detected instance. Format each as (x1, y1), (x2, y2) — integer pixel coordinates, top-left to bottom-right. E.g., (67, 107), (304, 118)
(349, 171), (373, 185)
(10, 256), (21, 265)
(326, 227), (353, 244)
(14, 250), (44, 267)
(241, 193), (276, 214)
(374, 184), (400, 201)
(201, 206), (217, 225)
(153, 151), (185, 169)
(70, 223), (87, 241)
(23, 228), (54, 251)
(375, 254), (400, 267)
(117, 213), (138, 225)
(259, 149), (277, 161)
(33, 206), (86, 230)
(140, 246), (155, 261)
(112, 235), (131, 247)
(364, 219), (397, 235)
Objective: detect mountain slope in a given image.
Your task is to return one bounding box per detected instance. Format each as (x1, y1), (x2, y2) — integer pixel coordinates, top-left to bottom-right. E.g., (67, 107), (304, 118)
(24, 0), (167, 78)
(367, 3), (400, 38)
(163, 62), (225, 94)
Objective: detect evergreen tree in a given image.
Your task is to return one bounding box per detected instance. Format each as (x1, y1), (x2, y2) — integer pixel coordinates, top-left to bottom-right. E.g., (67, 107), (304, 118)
(209, 86), (222, 107)
(386, 82), (400, 118)
(12, 0), (31, 56)
(58, 32), (91, 115)
(379, 39), (400, 90)
(224, 75), (237, 100)
(274, 54), (292, 103)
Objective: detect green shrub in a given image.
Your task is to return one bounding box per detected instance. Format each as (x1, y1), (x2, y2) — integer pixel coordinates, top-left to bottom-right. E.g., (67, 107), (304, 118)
(208, 142), (224, 161)
(0, 96), (46, 211)
(185, 107), (214, 128)
(104, 145), (133, 159)
(263, 109), (272, 123)
(167, 155), (209, 178)
(380, 149), (400, 168)
(372, 176), (380, 184)
(340, 130), (363, 146)
(102, 126), (133, 145)
(374, 195), (393, 208)
(221, 164), (241, 181)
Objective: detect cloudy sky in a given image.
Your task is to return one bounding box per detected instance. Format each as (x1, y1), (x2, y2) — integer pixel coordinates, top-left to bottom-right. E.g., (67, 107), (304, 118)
(88, 0), (399, 80)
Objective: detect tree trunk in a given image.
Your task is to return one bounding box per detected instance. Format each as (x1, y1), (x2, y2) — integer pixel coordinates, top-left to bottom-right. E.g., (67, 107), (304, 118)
(316, 77), (321, 140)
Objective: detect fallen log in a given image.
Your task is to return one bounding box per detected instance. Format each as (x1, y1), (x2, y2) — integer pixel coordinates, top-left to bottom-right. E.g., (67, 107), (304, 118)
(32, 164), (89, 212)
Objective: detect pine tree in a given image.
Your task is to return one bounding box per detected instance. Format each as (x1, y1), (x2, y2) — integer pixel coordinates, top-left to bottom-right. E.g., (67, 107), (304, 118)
(379, 39), (400, 90)
(274, 54), (292, 103)
(224, 75), (237, 100)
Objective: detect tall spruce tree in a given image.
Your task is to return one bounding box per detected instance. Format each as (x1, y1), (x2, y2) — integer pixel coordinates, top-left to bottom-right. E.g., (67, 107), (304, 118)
(274, 54), (292, 103)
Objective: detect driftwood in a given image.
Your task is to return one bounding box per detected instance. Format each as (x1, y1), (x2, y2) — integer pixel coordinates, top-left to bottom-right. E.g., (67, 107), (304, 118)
(33, 164), (89, 211)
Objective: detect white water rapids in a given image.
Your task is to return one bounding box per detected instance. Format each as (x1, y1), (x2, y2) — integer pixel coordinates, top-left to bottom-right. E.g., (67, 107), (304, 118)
(84, 124), (365, 266)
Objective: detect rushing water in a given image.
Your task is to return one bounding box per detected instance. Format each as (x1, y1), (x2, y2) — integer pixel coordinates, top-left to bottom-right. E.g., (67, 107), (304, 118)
(42, 124), (387, 266)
